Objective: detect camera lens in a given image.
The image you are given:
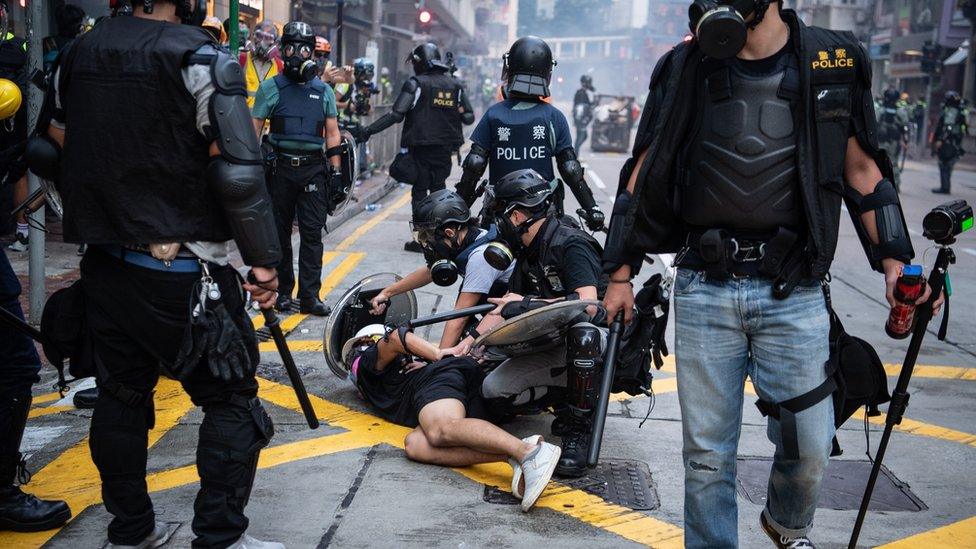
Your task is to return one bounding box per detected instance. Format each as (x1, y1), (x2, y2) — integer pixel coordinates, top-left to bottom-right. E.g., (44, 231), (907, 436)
(922, 210), (953, 242)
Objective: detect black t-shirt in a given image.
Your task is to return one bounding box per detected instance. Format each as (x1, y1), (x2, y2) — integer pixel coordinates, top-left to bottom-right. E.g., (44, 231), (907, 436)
(558, 241), (602, 293)
(733, 36), (795, 77)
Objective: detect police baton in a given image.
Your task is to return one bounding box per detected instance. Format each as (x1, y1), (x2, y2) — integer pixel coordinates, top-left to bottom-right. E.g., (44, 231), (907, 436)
(587, 310), (625, 468)
(406, 303), (496, 329)
(258, 307), (319, 429)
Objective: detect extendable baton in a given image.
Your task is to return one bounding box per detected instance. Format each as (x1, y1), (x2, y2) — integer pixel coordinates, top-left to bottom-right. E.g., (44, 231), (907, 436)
(259, 307), (319, 429)
(587, 310), (625, 467)
(406, 303), (496, 329)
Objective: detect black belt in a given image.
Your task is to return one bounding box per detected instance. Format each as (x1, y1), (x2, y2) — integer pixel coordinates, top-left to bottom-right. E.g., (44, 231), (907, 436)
(274, 150), (324, 167)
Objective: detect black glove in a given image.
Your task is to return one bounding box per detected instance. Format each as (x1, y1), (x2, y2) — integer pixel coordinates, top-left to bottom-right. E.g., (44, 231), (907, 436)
(352, 126), (370, 144)
(206, 302), (257, 382)
(579, 207), (606, 232)
(326, 166), (345, 214)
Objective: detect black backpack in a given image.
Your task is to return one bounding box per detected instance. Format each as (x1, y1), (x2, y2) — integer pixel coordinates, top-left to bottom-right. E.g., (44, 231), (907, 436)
(755, 282), (890, 458)
(40, 280), (96, 391)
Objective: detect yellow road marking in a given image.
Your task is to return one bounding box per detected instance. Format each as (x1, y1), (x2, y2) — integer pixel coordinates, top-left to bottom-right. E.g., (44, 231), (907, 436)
(253, 252), (342, 331)
(852, 408), (976, 448)
(31, 392), (62, 405)
(258, 339), (324, 353)
(27, 405), (72, 419)
(883, 363), (976, 380)
(879, 515), (976, 548)
(610, 376), (678, 402)
(335, 191), (411, 251)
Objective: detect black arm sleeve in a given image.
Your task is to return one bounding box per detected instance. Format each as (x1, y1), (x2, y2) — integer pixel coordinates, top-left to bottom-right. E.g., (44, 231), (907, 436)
(556, 147), (596, 211)
(205, 49), (281, 267)
(457, 142), (488, 205)
(361, 79), (416, 139)
(459, 89), (475, 125)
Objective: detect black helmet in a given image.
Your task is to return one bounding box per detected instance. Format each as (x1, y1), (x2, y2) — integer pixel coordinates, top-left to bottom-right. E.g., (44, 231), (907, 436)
(138, 0), (203, 25)
(409, 42), (448, 75)
(503, 36), (556, 98)
(580, 74), (593, 88)
(413, 190), (471, 232)
(282, 21), (314, 47)
(493, 169), (553, 212)
(882, 87), (900, 107)
(945, 90), (962, 107)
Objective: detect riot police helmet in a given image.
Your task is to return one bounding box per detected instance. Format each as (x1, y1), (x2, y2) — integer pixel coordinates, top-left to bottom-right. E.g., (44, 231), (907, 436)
(354, 57), (375, 80)
(137, 0), (203, 24)
(882, 87), (900, 107)
(945, 90), (962, 107)
(282, 21), (314, 47)
(408, 42), (448, 75)
(503, 36), (556, 98)
(411, 190), (472, 238)
(493, 169), (554, 213)
(580, 74), (593, 89)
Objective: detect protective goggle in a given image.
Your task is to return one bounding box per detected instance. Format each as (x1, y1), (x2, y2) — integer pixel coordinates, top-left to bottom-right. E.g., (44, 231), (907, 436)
(254, 29), (277, 44)
(409, 222), (439, 245)
(282, 43), (312, 59)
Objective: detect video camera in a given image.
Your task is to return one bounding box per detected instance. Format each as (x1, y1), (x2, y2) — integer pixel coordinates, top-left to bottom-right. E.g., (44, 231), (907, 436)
(923, 200), (973, 243)
(350, 57), (378, 117)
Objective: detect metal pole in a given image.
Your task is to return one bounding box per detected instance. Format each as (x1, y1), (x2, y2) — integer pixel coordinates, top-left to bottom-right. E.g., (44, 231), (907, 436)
(336, 0), (344, 67)
(229, 0), (240, 54)
(25, 0), (45, 323)
(371, 0), (381, 64)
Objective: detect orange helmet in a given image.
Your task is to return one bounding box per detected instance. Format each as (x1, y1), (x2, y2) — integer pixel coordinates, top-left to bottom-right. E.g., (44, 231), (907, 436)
(315, 36), (331, 56)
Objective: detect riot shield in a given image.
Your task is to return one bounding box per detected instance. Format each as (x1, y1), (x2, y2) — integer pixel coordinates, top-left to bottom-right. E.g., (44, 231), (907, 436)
(331, 130), (358, 215)
(473, 300), (600, 358)
(322, 273), (417, 379)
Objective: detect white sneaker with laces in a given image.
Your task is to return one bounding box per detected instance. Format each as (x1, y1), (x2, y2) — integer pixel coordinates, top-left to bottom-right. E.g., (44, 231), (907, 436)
(7, 233), (28, 252)
(104, 521), (174, 549)
(519, 441), (561, 512)
(226, 533), (286, 549)
(509, 434), (542, 499)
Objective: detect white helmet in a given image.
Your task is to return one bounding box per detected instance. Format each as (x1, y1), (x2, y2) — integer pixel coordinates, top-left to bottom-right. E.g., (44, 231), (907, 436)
(340, 324), (387, 379)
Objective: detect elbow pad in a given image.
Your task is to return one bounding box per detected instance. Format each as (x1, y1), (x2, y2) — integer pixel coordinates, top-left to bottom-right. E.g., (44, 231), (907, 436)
(363, 111), (404, 140)
(844, 178), (914, 272)
(206, 158), (281, 268)
(25, 134), (60, 181)
(461, 111), (475, 125)
(556, 149), (596, 210)
(209, 51), (262, 164)
(602, 191), (645, 274)
(458, 143), (488, 206)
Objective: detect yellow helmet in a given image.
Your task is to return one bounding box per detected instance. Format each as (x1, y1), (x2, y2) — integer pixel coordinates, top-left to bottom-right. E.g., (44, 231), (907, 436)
(0, 79), (22, 120)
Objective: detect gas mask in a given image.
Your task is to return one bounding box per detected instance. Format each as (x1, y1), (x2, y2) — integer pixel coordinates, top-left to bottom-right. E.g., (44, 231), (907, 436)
(253, 28), (278, 59)
(483, 208), (545, 271)
(688, 0), (771, 60)
(282, 41), (317, 82)
(422, 227), (496, 287)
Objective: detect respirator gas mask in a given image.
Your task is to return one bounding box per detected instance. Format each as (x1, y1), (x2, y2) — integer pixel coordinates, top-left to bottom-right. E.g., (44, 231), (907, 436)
(283, 41), (317, 82)
(688, 0), (772, 60)
(417, 225), (473, 287)
(482, 206), (547, 271)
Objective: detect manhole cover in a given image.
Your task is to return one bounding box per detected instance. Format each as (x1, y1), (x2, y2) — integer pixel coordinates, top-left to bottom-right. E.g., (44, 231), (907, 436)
(485, 459), (659, 511)
(735, 457), (927, 512)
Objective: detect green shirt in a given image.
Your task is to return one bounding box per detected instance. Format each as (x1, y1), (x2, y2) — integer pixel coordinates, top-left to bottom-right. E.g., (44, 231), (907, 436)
(252, 76), (338, 152)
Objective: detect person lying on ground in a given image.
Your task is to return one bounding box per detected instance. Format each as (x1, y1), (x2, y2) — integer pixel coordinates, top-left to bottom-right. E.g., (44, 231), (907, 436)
(342, 324), (560, 511)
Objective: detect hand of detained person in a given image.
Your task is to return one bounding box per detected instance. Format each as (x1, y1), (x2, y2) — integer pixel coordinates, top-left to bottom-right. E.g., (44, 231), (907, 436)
(603, 267), (635, 325)
(488, 293), (523, 315)
(439, 340), (472, 359)
(402, 360), (427, 373)
(370, 292), (390, 315)
(245, 267), (279, 310)
(882, 259), (943, 315)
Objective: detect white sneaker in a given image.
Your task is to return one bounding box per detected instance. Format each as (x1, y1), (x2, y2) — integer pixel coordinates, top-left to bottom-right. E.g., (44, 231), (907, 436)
(226, 533), (286, 549)
(519, 441), (561, 512)
(509, 435), (542, 499)
(105, 521), (174, 549)
(7, 233), (27, 252)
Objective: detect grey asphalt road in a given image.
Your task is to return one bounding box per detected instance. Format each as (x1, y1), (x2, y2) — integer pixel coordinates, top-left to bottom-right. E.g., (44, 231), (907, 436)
(5, 143), (975, 549)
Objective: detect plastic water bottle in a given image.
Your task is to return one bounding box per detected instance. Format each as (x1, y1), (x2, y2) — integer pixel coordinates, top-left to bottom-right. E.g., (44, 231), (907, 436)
(365, 203), (382, 212)
(885, 264), (925, 339)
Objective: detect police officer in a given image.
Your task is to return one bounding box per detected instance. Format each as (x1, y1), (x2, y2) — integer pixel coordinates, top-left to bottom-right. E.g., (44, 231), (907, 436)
(452, 169), (608, 478)
(0, 49), (70, 531)
(572, 74), (595, 153)
(932, 90), (967, 195)
(31, 0), (283, 545)
(457, 37), (605, 232)
(251, 21), (343, 316)
(602, 3), (939, 547)
(875, 86), (910, 190)
(368, 189), (514, 347)
(242, 20), (282, 109)
(354, 43), (474, 252)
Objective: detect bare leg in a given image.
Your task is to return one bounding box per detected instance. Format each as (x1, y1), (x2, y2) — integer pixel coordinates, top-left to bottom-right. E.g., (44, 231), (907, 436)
(13, 175), (27, 224)
(403, 428), (504, 466)
(417, 399), (535, 462)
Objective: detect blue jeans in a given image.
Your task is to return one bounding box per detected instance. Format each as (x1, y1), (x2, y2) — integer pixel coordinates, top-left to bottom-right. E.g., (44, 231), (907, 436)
(674, 269), (833, 548)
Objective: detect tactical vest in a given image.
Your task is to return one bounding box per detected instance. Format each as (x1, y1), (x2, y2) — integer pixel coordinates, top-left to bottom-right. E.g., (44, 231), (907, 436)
(511, 217), (607, 299)
(484, 101), (561, 184)
(242, 51), (282, 108)
(0, 34), (26, 79)
(877, 106), (903, 143)
(269, 74), (327, 147)
(401, 71), (463, 148)
(455, 226), (509, 298)
(58, 17), (227, 245)
(680, 54), (803, 232)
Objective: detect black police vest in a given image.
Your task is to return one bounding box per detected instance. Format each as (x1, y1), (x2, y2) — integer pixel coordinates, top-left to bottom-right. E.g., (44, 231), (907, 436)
(269, 75), (327, 147)
(680, 56), (803, 232)
(485, 101), (560, 185)
(511, 217), (607, 299)
(58, 17), (224, 245)
(401, 71), (463, 148)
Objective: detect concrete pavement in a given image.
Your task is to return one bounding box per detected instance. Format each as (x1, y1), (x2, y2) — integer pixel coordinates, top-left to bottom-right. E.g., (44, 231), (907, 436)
(3, 149), (975, 548)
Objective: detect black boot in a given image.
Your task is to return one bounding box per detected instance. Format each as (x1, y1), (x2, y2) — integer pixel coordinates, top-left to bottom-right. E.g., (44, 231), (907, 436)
(0, 390), (70, 531)
(73, 387), (98, 409)
(554, 407), (592, 478)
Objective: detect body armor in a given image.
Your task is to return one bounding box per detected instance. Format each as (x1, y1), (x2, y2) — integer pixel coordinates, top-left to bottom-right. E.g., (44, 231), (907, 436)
(400, 71), (463, 148)
(58, 17), (224, 244)
(510, 217), (606, 299)
(681, 60), (802, 232)
(269, 74), (327, 147)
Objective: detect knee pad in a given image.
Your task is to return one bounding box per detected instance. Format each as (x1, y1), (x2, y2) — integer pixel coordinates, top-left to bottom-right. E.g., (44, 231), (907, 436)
(566, 323), (603, 410)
